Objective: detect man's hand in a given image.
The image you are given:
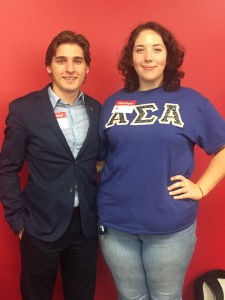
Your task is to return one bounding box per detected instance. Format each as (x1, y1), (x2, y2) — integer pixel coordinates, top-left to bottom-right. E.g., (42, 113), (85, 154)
(18, 229), (24, 240)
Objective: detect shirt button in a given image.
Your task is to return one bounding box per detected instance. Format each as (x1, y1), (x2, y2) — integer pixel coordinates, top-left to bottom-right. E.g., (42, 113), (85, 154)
(76, 160), (79, 165)
(69, 187), (75, 193)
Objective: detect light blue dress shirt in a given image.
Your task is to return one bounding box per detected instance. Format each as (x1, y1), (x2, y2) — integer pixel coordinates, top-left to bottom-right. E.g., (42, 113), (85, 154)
(48, 86), (90, 207)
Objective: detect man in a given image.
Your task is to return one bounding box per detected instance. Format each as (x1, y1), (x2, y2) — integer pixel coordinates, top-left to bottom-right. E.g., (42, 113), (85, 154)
(0, 30), (101, 300)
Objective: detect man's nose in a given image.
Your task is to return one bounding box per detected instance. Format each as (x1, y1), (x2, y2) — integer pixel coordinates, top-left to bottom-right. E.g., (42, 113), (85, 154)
(65, 61), (75, 72)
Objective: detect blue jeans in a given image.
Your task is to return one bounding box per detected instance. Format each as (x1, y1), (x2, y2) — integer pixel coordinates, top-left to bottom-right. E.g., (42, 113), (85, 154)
(99, 222), (196, 300)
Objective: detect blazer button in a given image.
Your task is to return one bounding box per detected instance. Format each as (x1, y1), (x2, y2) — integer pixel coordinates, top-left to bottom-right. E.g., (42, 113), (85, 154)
(69, 187), (75, 193)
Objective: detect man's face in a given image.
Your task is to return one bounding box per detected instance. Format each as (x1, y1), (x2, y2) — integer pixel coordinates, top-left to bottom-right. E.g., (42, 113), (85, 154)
(46, 43), (89, 102)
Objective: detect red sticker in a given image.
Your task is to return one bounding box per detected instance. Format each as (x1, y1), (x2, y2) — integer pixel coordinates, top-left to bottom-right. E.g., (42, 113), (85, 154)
(115, 100), (136, 106)
(55, 112), (66, 119)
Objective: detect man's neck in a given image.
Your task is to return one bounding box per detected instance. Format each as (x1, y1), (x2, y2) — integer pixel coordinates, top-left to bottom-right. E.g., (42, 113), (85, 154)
(52, 87), (80, 105)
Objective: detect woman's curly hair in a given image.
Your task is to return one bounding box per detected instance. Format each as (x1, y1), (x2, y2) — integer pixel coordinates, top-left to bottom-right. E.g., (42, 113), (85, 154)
(118, 21), (185, 92)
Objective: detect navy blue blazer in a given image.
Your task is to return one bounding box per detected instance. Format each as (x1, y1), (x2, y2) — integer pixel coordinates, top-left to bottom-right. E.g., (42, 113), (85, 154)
(0, 85), (101, 242)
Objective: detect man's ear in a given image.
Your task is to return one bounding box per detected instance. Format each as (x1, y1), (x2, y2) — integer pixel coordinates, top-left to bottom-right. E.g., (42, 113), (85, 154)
(85, 65), (90, 75)
(46, 65), (52, 75)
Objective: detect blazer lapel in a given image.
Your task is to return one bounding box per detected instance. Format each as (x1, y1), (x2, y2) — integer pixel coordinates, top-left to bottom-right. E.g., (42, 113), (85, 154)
(77, 96), (94, 158)
(35, 86), (73, 157)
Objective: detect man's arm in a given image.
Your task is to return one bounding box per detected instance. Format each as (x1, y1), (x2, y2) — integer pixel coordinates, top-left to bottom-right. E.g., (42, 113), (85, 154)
(0, 101), (27, 234)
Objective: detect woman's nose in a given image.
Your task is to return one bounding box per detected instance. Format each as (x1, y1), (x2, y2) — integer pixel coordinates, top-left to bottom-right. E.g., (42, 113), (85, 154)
(144, 50), (153, 61)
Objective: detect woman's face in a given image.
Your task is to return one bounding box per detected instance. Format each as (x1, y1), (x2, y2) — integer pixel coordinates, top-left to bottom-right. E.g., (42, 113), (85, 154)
(132, 29), (167, 91)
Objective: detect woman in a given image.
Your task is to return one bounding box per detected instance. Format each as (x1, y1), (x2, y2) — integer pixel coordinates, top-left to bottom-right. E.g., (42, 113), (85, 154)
(97, 21), (225, 300)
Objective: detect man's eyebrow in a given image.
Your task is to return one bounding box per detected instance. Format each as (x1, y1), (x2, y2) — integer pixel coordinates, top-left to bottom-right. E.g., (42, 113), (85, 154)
(55, 56), (84, 59)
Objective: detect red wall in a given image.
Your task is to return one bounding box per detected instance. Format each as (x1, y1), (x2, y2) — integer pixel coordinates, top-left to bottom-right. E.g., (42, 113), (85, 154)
(0, 1), (225, 299)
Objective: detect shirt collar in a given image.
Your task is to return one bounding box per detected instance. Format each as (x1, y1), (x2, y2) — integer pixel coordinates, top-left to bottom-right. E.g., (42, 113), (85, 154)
(48, 86), (85, 108)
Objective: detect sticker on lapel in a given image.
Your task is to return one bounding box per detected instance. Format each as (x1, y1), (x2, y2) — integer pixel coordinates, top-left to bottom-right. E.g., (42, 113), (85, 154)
(112, 100), (136, 114)
(55, 112), (69, 129)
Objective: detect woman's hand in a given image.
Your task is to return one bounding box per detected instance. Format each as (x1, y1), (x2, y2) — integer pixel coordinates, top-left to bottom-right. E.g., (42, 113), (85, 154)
(167, 175), (203, 200)
(96, 161), (105, 173)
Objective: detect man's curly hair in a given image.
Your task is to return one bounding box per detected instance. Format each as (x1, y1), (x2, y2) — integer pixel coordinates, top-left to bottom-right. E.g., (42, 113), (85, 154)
(118, 21), (185, 92)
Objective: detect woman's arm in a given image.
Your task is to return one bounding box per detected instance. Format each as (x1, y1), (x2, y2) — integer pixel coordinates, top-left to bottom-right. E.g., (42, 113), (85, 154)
(168, 146), (225, 200)
(96, 161), (105, 173)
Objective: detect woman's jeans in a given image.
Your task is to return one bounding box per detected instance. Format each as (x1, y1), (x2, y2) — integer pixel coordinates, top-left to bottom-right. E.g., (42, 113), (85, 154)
(99, 222), (196, 300)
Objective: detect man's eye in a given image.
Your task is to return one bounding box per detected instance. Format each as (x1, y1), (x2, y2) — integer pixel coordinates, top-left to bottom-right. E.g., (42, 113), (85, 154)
(56, 59), (65, 64)
(74, 59), (83, 64)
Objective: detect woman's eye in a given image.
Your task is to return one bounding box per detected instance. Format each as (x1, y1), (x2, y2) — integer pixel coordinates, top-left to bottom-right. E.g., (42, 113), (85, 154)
(136, 48), (144, 54)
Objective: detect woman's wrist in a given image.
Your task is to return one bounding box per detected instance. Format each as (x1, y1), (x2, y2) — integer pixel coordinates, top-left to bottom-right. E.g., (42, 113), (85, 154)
(196, 184), (204, 198)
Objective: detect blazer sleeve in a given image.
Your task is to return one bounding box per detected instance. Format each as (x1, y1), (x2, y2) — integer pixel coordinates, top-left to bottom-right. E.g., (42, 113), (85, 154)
(0, 100), (27, 234)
